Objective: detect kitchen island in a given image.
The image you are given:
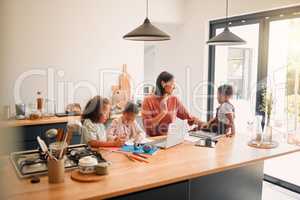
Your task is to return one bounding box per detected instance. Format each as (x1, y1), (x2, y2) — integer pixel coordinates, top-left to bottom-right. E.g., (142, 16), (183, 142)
(1, 135), (300, 200)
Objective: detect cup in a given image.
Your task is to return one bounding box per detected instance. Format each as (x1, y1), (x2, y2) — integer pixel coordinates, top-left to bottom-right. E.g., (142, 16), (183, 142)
(48, 158), (65, 184)
(95, 162), (109, 175)
(15, 104), (26, 116)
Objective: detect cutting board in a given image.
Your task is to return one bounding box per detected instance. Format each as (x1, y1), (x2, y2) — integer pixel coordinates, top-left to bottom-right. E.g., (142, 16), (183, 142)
(119, 64), (131, 99)
(71, 170), (103, 182)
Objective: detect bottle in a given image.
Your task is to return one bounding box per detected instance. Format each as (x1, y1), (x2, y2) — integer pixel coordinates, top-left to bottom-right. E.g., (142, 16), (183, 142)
(37, 91), (43, 112)
(263, 116), (272, 143)
(255, 115), (263, 143)
(3, 105), (11, 120)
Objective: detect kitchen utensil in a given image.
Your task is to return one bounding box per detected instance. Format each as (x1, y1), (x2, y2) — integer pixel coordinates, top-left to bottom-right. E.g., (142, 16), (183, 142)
(37, 136), (48, 153)
(37, 136), (58, 161)
(48, 158), (65, 184)
(56, 128), (64, 142)
(45, 128), (58, 145)
(78, 156), (98, 174)
(58, 130), (69, 159)
(46, 129), (58, 139)
(71, 170), (103, 182)
(49, 142), (67, 159)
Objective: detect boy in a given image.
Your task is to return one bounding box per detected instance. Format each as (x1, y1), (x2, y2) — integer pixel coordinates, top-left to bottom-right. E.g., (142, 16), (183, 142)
(107, 102), (145, 143)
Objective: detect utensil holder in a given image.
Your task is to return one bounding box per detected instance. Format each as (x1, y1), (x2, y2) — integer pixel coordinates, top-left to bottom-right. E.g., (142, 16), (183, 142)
(48, 158), (65, 184)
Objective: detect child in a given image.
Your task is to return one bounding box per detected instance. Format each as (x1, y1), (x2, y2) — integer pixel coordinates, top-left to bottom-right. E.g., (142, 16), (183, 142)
(107, 102), (145, 143)
(81, 96), (125, 148)
(204, 84), (235, 136)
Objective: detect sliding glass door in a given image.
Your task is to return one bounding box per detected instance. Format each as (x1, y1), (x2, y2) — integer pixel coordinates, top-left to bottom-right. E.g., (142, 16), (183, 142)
(213, 24), (259, 132)
(208, 6), (300, 192)
(264, 17), (300, 192)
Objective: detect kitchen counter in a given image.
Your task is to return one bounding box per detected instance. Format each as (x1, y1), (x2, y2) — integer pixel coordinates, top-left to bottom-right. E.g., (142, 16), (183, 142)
(0, 116), (81, 128)
(1, 135), (300, 200)
(0, 113), (130, 128)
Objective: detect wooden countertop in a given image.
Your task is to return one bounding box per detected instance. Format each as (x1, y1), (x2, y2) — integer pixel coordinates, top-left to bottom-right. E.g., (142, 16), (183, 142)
(0, 116), (82, 127)
(1, 135), (300, 200)
(0, 113), (129, 128)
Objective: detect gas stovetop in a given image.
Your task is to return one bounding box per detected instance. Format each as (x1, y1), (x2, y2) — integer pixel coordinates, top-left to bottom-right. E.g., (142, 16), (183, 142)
(10, 144), (106, 178)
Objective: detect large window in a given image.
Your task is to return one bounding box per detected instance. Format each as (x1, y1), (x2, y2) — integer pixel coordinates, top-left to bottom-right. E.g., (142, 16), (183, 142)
(213, 24), (259, 133)
(208, 6), (300, 193)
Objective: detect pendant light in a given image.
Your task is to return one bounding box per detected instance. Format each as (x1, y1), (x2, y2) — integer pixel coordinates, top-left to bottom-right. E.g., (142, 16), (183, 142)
(207, 0), (246, 46)
(123, 0), (170, 41)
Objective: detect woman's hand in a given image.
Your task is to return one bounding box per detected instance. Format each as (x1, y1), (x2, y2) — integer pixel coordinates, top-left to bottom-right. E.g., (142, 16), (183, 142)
(190, 116), (205, 127)
(160, 94), (169, 115)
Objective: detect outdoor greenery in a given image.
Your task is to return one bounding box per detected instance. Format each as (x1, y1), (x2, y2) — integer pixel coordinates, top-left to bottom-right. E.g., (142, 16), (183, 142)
(286, 19), (300, 122)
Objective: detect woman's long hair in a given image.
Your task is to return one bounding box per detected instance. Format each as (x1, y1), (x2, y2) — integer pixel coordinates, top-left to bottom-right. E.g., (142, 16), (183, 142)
(155, 71), (174, 96)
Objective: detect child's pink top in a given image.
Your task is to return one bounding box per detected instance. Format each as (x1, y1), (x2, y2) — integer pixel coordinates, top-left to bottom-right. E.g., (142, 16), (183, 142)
(141, 95), (194, 136)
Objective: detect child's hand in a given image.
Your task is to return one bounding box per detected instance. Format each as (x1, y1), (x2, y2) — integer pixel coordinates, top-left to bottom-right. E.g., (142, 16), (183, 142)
(201, 123), (209, 129)
(114, 137), (126, 147)
(225, 132), (234, 137)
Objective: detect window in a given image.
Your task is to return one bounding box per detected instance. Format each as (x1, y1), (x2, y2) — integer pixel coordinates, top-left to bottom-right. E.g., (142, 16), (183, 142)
(208, 6), (300, 193)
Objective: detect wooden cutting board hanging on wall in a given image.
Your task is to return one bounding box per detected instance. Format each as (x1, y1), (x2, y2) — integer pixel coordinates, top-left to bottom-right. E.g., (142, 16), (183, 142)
(119, 64), (131, 101)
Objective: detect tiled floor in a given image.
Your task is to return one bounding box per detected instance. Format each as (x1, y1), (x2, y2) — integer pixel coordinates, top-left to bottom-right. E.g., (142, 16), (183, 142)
(263, 181), (300, 200)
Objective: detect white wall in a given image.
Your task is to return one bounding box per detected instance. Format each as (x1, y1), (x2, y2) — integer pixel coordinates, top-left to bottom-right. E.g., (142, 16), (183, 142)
(0, 0), (184, 113)
(144, 0), (300, 120)
(1, 0), (299, 115)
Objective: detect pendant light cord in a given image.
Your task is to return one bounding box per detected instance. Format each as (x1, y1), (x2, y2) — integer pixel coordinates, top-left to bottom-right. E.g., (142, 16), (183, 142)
(226, 0), (228, 19)
(146, 0), (149, 19)
(226, 0), (229, 27)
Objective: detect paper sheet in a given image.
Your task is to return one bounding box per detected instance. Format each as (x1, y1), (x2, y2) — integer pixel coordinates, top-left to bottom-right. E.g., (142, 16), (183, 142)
(125, 138), (154, 146)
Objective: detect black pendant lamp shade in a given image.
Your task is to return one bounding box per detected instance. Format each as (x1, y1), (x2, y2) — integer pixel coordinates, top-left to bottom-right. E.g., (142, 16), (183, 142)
(207, 27), (246, 45)
(207, 0), (246, 46)
(123, 0), (170, 41)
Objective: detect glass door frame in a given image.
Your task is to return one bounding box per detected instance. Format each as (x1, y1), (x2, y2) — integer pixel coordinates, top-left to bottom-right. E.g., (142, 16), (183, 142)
(207, 5), (300, 193)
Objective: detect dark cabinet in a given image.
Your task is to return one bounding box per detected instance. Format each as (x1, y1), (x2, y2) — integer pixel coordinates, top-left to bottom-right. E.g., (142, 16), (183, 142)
(108, 162), (264, 200)
(4, 122), (81, 152)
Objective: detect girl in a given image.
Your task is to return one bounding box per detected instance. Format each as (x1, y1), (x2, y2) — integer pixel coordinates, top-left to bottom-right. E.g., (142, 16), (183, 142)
(81, 96), (125, 148)
(107, 102), (145, 143)
(203, 84), (235, 136)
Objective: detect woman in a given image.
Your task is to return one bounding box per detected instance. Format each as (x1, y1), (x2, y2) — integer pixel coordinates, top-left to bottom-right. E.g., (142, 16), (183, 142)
(142, 71), (203, 136)
(81, 96), (125, 148)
